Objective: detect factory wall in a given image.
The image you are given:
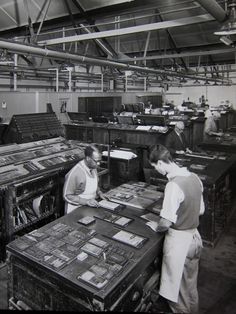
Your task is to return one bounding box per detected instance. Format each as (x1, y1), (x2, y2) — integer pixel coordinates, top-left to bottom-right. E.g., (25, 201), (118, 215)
(0, 84), (235, 124)
(0, 92), (38, 123)
(0, 91), (162, 123)
(167, 85), (236, 109)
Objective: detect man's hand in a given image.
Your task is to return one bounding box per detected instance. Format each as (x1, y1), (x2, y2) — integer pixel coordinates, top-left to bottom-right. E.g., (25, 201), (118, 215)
(86, 199), (100, 207)
(186, 148), (192, 154)
(176, 150), (185, 154)
(98, 192), (107, 200)
(146, 217), (172, 232)
(146, 221), (159, 232)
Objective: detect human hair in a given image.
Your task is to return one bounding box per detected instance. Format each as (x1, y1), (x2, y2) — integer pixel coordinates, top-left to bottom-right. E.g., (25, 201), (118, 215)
(84, 145), (99, 158)
(148, 144), (173, 164)
(175, 121), (184, 130)
(212, 111), (221, 120)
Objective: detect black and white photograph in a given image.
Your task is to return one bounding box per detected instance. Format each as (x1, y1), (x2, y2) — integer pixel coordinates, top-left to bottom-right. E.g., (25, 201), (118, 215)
(0, 0), (236, 313)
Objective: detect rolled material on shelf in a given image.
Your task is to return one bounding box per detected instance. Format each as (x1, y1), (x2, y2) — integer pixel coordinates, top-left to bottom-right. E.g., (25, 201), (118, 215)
(32, 195), (44, 216)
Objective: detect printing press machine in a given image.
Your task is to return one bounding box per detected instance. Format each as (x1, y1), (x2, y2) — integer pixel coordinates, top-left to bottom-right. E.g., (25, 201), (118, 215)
(6, 181), (164, 311)
(0, 137), (109, 261)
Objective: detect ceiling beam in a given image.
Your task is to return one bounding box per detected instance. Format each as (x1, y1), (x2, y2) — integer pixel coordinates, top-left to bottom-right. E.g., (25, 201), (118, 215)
(35, 0), (51, 40)
(38, 13), (215, 46)
(154, 8), (188, 71)
(118, 47), (236, 61)
(0, 0), (201, 38)
(72, 0), (117, 57)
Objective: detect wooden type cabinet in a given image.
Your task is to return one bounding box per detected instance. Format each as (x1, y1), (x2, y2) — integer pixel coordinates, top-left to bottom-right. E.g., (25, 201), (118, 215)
(0, 188), (6, 260)
(198, 133), (236, 154)
(7, 206), (164, 311)
(191, 118), (205, 148)
(199, 173), (231, 246)
(7, 255), (93, 311)
(7, 253), (160, 311)
(3, 173), (62, 256)
(65, 124), (109, 144)
(0, 137), (96, 261)
(109, 157), (140, 186)
(227, 110), (235, 129)
(108, 126), (165, 147)
(65, 123), (167, 185)
(64, 123), (166, 147)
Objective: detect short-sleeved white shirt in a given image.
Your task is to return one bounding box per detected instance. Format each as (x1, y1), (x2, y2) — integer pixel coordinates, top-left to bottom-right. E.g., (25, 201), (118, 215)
(160, 167), (205, 223)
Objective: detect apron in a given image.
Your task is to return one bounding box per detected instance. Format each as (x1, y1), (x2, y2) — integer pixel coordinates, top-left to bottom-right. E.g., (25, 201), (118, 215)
(65, 202), (81, 214)
(159, 228), (196, 303)
(65, 164), (98, 214)
(79, 170), (98, 200)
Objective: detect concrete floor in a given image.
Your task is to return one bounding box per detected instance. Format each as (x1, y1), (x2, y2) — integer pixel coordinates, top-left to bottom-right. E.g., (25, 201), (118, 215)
(198, 205), (236, 314)
(0, 209), (236, 312)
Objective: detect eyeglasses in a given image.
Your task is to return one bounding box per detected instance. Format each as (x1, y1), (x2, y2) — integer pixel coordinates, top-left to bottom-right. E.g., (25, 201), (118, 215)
(90, 157), (102, 163)
(176, 126), (184, 131)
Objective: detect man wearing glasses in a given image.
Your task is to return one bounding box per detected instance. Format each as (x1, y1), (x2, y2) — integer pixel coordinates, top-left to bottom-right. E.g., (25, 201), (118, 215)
(165, 121), (192, 155)
(63, 145), (106, 214)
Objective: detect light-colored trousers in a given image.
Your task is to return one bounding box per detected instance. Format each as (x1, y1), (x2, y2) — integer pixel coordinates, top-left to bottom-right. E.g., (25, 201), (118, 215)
(168, 231), (202, 313)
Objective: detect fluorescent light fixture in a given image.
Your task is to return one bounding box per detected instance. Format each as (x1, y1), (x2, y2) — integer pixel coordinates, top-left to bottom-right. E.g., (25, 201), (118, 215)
(0, 61), (14, 65)
(215, 29), (236, 35)
(214, 25), (236, 35)
(64, 66), (73, 71)
(219, 35), (233, 45)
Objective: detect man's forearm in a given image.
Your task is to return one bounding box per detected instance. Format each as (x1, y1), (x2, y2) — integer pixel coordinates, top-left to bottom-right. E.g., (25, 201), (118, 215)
(156, 217), (172, 232)
(66, 194), (88, 205)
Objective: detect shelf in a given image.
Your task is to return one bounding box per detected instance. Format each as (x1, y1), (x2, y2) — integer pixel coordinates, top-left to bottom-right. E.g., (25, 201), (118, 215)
(15, 183), (56, 203)
(13, 209), (55, 233)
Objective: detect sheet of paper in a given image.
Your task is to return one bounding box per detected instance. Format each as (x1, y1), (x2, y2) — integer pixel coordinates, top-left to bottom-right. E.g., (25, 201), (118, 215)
(102, 150), (137, 160)
(136, 125), (151, 131)
(113, 230), (146, 248)
(99, 200), (120, 210)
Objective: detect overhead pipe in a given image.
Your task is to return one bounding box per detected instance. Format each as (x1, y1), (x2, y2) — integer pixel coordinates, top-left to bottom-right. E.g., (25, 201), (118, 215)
(0, 66), (112, 81)
(0, 38), (230, 83)
(196, 0), (227, 22)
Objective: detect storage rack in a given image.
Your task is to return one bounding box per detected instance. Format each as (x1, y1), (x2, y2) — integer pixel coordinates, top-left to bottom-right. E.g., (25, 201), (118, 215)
(3, 113), (65, 144)
(0, 137), (109, 260)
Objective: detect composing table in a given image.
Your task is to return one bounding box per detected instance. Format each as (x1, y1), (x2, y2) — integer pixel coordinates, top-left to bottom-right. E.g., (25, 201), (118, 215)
(7, 182), (164, 311)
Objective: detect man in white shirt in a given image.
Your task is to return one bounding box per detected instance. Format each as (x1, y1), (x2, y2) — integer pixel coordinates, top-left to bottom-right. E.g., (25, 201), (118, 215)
(63, 145), (105, 214)
(204, 104), (212, 118)
(204, 111), (223, 141)
(147, 144), (205, 313)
